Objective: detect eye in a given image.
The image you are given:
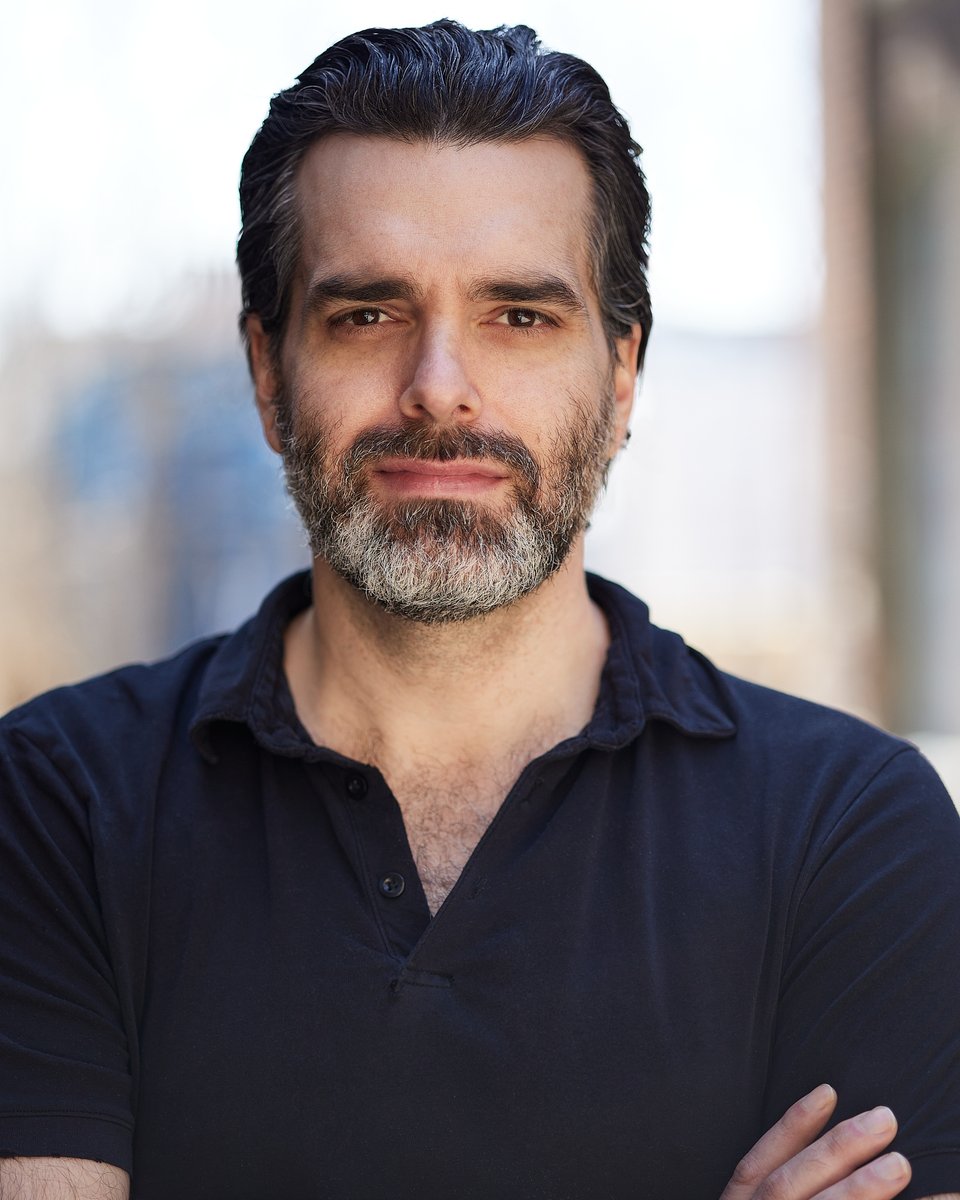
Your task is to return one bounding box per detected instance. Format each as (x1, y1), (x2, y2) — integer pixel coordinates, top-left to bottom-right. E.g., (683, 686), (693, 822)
(496, 308), (547, 328)
(331, 307), (389, 328)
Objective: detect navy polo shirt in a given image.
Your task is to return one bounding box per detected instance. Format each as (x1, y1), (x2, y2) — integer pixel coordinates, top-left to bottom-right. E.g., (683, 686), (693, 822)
(1, 571), (959, 1199)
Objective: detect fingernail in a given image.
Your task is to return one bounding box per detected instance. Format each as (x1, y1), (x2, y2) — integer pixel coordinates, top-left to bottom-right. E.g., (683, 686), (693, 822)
(801, 1083), (836, 1112)
(874, 1152), (909, 1180)
(857, 1106), (896, 1135)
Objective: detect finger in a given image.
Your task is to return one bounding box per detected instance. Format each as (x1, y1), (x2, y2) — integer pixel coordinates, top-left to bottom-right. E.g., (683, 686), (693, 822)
(810, 1151), (911, 1200)
(756, 1106), (901, 1200)
(720, 1084), (838, 1200)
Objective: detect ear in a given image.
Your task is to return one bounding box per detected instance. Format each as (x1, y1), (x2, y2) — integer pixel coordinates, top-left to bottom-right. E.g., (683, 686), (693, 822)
(610, 323), (643, 451)
(246, 314), (284, 455)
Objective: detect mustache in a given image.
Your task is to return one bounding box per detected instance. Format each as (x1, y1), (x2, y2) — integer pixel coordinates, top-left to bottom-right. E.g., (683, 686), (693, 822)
(338, 424), (540, 488)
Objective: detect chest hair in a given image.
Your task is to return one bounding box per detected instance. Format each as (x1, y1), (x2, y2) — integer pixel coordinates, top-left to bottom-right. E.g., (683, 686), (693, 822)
(386, 760), (525, 915)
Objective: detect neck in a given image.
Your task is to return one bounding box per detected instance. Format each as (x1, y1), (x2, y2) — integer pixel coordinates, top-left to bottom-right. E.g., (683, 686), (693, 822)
(283, 543), (610, 770)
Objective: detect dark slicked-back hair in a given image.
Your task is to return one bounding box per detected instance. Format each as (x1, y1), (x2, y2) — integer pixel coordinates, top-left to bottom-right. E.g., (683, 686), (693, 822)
(237, 19), (652, 369)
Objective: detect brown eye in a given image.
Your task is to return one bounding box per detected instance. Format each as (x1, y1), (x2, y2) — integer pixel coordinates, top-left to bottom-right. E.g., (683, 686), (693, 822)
(350, 308), (382, 326)
(505, 308), (539, 327)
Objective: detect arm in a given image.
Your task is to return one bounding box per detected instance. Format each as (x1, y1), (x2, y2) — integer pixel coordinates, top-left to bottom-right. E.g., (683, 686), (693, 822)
(0, 1159), (128, 1199)
(758, 749), (960, 1195)
(0, 722), (135, 1177)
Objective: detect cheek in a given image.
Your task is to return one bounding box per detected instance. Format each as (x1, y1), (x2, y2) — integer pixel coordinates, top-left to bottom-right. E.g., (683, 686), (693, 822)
(479, 358), (570, 426)
(286, 361), (392, 435)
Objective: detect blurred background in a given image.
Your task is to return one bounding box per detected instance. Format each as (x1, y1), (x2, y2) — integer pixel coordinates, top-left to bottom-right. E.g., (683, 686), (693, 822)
(1, 0), (958, 798)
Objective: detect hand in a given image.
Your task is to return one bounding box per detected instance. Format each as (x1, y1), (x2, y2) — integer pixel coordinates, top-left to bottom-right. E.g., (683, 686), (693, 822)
(720, 1084), (912, 1199)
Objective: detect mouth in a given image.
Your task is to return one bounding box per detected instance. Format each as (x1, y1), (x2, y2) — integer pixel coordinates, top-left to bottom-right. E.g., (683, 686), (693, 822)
(370, 457), (511, 498)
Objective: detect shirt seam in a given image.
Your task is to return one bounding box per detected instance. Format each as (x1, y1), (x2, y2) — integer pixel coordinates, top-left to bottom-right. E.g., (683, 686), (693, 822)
(0, 1110), (134, 1130)
(9, 728), (89, 802)
(791, 743), (918, 903)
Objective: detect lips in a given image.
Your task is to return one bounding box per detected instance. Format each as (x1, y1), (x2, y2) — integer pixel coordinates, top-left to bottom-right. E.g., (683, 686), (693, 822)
(375, 457), (509, 478)
(371, 457), (510, 495)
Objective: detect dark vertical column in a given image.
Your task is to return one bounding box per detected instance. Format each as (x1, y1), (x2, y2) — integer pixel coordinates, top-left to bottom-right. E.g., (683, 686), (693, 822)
(872, 0), (960, 733)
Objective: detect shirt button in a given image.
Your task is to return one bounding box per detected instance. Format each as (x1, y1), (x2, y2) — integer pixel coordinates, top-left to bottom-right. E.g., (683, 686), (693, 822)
(345, 772), (367, 799)
(379, 873), (405, 898)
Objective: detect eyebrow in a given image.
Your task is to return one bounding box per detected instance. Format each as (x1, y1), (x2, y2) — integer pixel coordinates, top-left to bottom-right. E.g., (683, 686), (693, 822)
(303, 274), (422, 313)
(467, 274), (588, 314)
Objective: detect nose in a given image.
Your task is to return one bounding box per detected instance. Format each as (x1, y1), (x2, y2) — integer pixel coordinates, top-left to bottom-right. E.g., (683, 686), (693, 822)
(398, 325), (481, 424)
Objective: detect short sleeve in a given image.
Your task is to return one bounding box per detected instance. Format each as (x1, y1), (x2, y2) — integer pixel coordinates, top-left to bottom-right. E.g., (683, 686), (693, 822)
(763, 747), (960, 1200)
(0, 721), (134, 1170)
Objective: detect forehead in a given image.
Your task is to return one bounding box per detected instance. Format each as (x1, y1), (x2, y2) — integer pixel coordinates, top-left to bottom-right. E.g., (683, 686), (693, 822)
(292, 134), (597, 296)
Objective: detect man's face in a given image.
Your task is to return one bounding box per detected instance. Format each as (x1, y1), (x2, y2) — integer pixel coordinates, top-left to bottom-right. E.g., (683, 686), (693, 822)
(249, 134), (641, 622)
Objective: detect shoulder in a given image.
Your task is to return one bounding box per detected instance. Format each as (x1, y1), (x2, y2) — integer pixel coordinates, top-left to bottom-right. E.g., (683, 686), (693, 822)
(720, 667), (946, 791)
(0, 569), (311, 820)
(695, 667), (959, 875)
(594, 571), (954, 830)
(590, 570), (904, 769)
(596, 568), (916, 774)
(716, 667), (912, 772)
(0, 634), (227, 799)
(1, 633), (227, 740)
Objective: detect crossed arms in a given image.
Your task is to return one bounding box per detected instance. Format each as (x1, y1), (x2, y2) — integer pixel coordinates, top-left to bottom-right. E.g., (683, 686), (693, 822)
(1, 1087), (957, 1200)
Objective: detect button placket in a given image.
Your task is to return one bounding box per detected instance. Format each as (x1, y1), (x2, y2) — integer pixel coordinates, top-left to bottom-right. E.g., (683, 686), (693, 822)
(336, 765), (430, 949)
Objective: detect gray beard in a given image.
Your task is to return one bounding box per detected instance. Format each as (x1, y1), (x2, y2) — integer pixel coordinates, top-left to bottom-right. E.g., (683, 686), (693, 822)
(277, 397), (615, 624)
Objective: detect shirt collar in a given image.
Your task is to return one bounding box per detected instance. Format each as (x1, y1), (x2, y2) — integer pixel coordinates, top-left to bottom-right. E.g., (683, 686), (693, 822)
(190, 570), (736, 763)
(584, 573), (736, 746)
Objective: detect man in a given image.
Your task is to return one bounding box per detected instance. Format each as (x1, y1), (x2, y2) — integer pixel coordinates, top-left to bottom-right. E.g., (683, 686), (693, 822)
(1, 20), (958, 1200)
